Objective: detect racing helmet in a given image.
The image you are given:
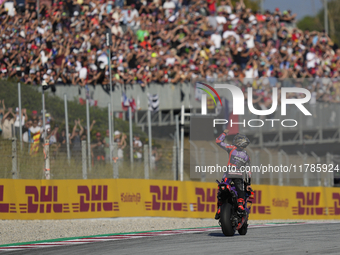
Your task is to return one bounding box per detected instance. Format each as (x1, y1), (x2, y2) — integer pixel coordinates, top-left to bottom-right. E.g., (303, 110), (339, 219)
(232, 133), (250, 148)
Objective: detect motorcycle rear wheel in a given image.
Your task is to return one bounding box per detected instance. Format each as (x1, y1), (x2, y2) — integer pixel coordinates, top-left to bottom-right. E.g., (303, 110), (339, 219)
(220, 203), (236, 236)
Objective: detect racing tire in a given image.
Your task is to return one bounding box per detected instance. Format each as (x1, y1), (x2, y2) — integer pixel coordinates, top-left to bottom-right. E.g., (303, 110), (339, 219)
(220, 203), (236, 236)
(238, 221), (248, 235)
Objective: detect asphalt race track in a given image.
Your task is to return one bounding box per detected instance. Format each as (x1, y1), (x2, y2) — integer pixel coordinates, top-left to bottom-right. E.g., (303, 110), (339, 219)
(4, 223), (340, 255)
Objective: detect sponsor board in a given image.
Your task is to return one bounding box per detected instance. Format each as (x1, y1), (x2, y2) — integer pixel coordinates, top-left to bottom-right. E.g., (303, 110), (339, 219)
(0, 179), (340, 220)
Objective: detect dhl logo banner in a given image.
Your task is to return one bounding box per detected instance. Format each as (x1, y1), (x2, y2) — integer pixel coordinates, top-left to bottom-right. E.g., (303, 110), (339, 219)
(0, 179), (340, 220)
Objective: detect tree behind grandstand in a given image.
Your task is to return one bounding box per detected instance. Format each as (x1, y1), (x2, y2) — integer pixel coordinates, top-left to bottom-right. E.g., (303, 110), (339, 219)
(229, 0), (260, 11)
(297, 0), (340, 44)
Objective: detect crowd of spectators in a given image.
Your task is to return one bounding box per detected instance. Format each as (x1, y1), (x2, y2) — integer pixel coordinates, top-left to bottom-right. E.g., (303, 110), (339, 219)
(0, 99), (149, 164)
(1, 0), (340, 91)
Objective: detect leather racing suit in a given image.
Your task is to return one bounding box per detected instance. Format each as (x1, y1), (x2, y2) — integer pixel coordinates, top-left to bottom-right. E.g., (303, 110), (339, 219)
(215, 131), (251, 218)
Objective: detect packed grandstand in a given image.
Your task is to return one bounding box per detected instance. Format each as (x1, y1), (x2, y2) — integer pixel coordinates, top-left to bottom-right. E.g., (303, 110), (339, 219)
(0, 0), (339, 102)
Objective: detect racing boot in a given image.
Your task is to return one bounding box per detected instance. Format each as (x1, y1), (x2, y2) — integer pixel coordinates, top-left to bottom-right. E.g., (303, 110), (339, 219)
(214, 200), (223, 220)
(237, 198), (246, 215)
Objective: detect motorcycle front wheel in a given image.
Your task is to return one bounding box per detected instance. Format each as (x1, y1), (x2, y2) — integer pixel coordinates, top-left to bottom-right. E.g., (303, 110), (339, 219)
(238, 221), (248, 235)
(220, 203), (236, 236)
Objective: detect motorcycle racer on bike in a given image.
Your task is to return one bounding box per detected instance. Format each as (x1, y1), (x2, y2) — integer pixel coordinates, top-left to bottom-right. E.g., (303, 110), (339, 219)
(215, 129), (252, 220)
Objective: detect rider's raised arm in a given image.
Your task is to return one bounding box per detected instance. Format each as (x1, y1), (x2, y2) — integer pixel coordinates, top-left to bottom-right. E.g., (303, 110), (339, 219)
(244, 162), (251, 185)
(216, 129), (235, 152)
(244, 153), (252, 185)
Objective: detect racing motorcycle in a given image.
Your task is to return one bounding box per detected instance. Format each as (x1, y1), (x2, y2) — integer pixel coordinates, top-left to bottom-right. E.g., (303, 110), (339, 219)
(216, 177), (253, 236)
